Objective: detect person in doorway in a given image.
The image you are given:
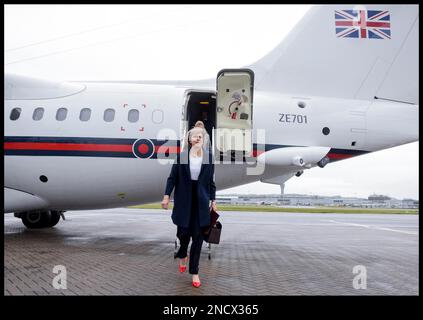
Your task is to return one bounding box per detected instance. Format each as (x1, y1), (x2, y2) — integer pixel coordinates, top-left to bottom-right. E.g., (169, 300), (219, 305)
(161, 121), (217, 288)
(200, 112), (214, 147)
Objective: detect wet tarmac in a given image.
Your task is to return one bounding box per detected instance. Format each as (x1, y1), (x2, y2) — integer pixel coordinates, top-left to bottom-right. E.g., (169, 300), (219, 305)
(4, 208), (419, 295)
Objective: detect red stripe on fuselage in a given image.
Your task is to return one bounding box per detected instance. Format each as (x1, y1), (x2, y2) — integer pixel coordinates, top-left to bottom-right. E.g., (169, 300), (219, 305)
(4, 141), (362, 160)
(154, 146), (180, 153)
(327, 153), (353, 160)
(4, 142), (182, 154)
(252, 149), (265, 157)
(4, 142), (133, 152)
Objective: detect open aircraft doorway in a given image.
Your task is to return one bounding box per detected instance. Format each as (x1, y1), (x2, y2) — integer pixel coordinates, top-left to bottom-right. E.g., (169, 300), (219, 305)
(182, 90), (216, 151)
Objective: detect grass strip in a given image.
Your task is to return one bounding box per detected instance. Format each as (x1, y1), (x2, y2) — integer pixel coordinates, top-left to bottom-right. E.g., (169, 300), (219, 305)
(128, 203), (418, 214)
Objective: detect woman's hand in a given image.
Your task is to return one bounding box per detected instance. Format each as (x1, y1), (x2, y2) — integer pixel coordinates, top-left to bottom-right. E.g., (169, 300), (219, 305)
(161, 195), (170, 209)
(211, 200), (217, 212)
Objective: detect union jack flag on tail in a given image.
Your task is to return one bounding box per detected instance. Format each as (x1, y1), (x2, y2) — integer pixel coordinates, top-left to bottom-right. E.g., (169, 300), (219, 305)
(335, 9), (391, 39)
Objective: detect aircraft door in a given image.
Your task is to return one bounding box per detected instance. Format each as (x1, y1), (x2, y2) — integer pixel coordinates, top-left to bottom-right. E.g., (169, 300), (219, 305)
(215, 69), (254, 158)
(349, 106), (369, 150)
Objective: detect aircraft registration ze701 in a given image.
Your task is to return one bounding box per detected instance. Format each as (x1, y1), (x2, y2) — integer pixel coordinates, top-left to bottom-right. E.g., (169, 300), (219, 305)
(4, 5), (418, 228)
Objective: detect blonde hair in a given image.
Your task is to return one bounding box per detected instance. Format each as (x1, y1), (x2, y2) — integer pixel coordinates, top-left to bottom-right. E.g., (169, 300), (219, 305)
(182, 121), (210, 151)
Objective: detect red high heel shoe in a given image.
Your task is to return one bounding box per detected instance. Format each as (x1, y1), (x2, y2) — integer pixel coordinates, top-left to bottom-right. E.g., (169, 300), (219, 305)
(192, 275), (201, 288)
(178, 257), (188, 273)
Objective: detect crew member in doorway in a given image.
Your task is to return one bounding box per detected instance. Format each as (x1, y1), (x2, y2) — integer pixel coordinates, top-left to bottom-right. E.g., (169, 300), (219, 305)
(200, 111), (213, 147)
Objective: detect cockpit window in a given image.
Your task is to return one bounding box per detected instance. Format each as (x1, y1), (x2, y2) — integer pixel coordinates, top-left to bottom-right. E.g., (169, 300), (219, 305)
(10, 108), (22, 120)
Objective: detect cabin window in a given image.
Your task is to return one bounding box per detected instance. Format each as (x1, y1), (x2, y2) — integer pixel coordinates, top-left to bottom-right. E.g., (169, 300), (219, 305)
(128, 109), (139, 123)
(80, 108), (91, 121)
(33, 107), (44, 121)
(10, 108), (22, 120)
(56, 108), (68, 121)
(104, 108), (115, 122)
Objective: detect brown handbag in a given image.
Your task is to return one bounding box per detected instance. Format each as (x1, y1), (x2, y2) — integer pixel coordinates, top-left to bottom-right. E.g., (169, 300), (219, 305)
(203, 208), (222, 244)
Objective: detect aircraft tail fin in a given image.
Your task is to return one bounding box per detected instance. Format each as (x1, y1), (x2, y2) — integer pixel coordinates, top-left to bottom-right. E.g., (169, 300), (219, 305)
(248, 5), (418, 104)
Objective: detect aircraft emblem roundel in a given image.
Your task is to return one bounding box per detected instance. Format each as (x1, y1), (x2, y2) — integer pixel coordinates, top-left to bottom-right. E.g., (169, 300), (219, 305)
(132, 138), (155, 159)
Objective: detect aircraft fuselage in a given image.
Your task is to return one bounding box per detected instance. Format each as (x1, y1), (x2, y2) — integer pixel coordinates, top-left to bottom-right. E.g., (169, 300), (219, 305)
(4, 81), (418, 212)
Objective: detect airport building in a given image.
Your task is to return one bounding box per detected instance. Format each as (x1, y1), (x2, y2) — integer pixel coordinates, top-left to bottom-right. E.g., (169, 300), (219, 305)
(215, 193), (419, 209)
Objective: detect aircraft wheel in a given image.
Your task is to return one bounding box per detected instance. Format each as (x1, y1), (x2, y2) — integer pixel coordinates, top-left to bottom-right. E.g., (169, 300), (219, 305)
(22, 211), (46, 228)
(21, 211), (59, 229)
(47, 211), (61, 227)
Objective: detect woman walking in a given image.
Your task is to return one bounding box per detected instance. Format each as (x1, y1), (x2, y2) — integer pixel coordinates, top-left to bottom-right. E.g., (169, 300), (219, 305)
(161, 121), (217, 288)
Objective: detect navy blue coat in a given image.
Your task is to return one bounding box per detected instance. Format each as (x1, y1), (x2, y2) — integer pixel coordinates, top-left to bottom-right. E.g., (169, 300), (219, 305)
(164, 149), (216, 228)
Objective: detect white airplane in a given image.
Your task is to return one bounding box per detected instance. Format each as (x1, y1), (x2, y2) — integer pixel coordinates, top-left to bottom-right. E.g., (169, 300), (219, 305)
(4, 5), (418, 228)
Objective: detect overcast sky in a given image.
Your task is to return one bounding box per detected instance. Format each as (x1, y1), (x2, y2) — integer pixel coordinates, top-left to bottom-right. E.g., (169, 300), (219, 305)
(4, 5), (419, 200)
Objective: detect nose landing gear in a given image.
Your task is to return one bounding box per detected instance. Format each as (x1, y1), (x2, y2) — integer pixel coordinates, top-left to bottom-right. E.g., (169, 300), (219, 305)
(15, 210), (64, 229)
